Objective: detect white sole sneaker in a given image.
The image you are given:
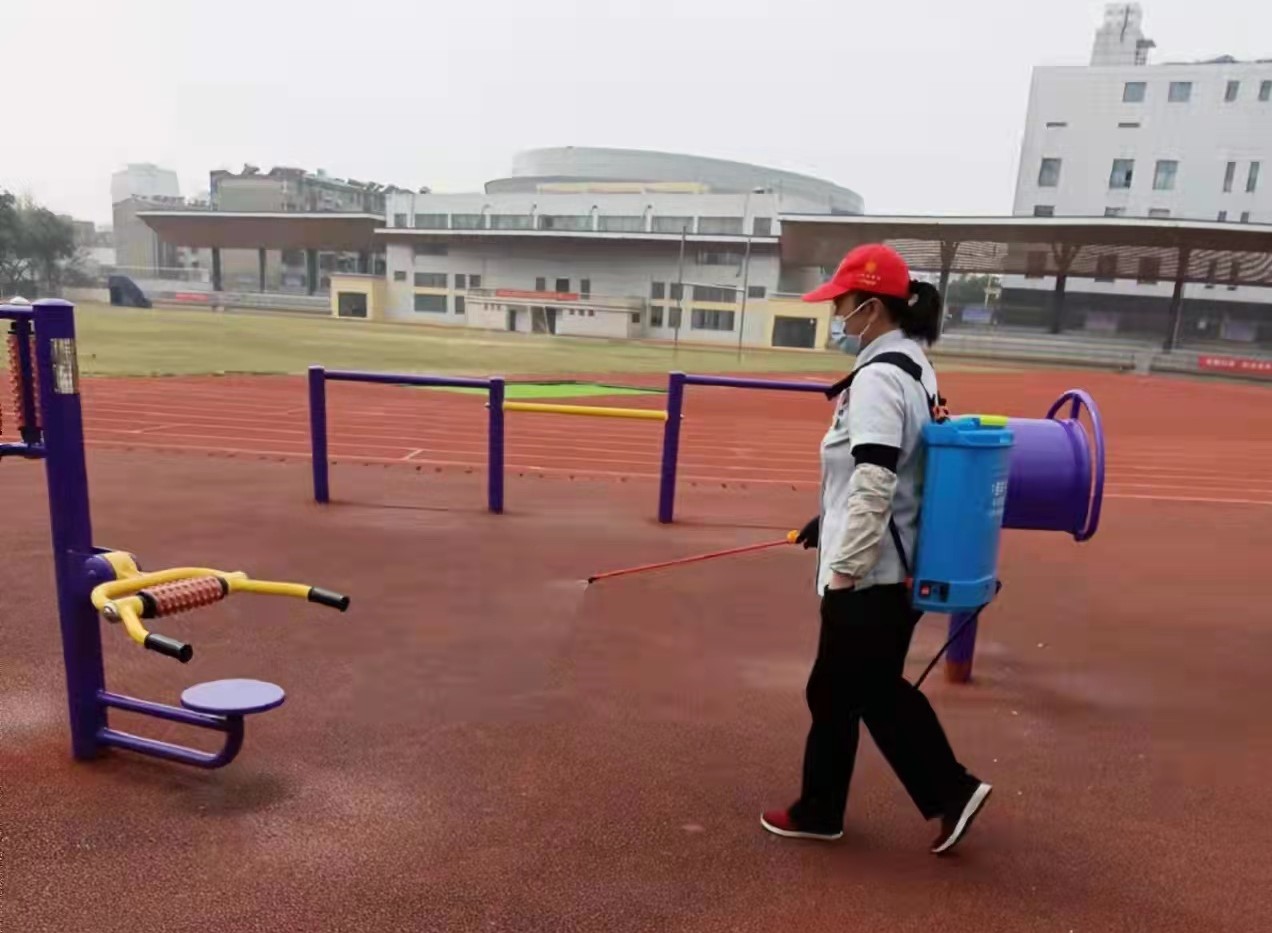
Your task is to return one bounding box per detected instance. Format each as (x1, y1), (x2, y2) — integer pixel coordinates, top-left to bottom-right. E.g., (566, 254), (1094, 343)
(931, 782), (992, 855)
(760, 814), (843, 841)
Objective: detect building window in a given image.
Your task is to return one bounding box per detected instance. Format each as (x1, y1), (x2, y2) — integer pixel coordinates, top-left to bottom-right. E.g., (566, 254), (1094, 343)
(1123, 81), (1146, 102)
(1261, 80), (1272, 102)
(747, 285), (767, 299)
(535, 277), (546, 292)
(651, 281), (666, 299)
(393, 270), (407, 282)
(414, 272), (447, 288)
(630, 312), (641, 324)
(1094, 255), (1118, 282)
(692, 285), (737, 303)
(1045, 121), (1068, 128)
(454, 273), (466, 289)
(697, 216), (744, 235)
(1225, 80), (1241, 102)
(580, 278), (591, 298)
(598, 215), (645, 233)
(1218, 210), (1228, 221)
(1148, 208), (1171, 218)
(1224, 161), (1237, 193)
(413, 243), (447, 256)
(413, 293), (447, 313)
(1152, 160), (1178, 190)
(1117, 121), (1141, 128)
(539, 215), (591, 231)
(393, 213), (408, 227)
(1109, 159), (1135, 189)
(414, 213), (447, 229)
(555, 278), (570, 293)
(652, 216), (693, 234)
(452, 214), (485, 229)
(1136, 256), (1161, 285)
(691, 309), (735, 331)
(1037, 158), (1062, 187)
(1033, 205), (1055, 216)
(669, 283), (684, 301)
(650, 307), (664, 327)
(587, 309), (595, 317)
(1247, 161), (1260, 192)
(490, 214), (533, 230)
(697, 249), (744, 267)
(1241, 211), (1251, 223)
(1025, 251), (1047, 278)
(1104, 207), (1126, 217)
(454, 295), (466, 315)
(470, 274), (481, 288)
(752, 217), (773, 236)
(1168, 81), (1192, 103)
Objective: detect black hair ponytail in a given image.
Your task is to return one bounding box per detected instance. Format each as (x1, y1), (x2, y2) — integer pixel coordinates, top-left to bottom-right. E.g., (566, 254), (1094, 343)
(872, 280), (942, 344)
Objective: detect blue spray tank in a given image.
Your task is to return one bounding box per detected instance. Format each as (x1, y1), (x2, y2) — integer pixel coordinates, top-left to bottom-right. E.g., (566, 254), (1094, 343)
(910, 416), (1014, 614)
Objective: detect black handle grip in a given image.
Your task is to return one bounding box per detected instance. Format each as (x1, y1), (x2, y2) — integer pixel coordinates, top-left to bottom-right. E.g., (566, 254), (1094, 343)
(307, 587), (350, 612)
(144, 633), (194, 663)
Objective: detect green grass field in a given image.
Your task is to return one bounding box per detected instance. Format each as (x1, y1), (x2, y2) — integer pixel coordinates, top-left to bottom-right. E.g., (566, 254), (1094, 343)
(62, 301), (1003, 378)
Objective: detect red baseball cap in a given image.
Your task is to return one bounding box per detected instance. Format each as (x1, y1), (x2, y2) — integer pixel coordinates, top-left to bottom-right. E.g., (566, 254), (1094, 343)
(802, 243), (911, 303)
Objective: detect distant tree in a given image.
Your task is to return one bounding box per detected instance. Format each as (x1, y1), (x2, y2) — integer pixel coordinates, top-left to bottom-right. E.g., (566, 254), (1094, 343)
(0, 189), (78, 295)
(945, 274), (1000, 308)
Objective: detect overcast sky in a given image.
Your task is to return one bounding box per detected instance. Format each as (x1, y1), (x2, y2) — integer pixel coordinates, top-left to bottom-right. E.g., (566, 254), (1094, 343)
(6, 0), (1271, 224)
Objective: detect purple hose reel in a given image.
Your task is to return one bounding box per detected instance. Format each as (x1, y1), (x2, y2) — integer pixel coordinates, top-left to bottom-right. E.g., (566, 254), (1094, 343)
(944, 389), (1106, 683)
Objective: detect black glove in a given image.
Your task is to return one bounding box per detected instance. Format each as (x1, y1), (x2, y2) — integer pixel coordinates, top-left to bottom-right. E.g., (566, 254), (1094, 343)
(795, 516), (819, 549)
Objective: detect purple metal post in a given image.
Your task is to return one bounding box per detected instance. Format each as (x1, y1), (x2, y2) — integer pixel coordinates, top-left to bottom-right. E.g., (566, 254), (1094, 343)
(488, 377), (505, 514)
(943, 612), (979, 683)
(308, 366), (330, 503)
(658, 372), (687, 523)
(33, 299), (108, 760)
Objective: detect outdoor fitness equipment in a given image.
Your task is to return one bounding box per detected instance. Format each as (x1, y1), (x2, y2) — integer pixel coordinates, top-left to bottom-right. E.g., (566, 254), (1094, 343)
(2, 299), (350, 769)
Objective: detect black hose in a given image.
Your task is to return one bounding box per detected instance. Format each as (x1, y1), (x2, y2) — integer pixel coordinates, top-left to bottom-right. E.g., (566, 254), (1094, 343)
(914, 581), (1003, 689)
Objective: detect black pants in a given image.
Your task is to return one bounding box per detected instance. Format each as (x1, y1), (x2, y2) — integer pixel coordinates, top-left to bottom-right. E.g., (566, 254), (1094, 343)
(790, 584), (977, 830)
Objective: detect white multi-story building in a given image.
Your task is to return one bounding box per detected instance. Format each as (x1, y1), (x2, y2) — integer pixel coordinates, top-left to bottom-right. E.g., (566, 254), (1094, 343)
(330, 148), (862, 349)
(111, 163), (181, 205)
(1006, 4), (1272, 341)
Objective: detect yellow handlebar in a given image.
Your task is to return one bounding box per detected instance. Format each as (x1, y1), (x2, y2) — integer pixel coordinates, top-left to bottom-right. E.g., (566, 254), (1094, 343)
(91, 552), (350, 663)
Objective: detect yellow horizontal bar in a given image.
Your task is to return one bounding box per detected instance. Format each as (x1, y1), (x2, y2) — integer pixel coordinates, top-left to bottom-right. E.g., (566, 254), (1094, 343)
(503, 401), (667, 422)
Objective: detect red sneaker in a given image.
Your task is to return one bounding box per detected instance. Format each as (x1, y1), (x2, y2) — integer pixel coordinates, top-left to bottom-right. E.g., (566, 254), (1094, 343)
(760, 808), (843, 841)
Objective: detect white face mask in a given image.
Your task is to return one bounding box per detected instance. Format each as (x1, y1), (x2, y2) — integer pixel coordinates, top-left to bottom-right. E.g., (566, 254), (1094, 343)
(831, 298), (878, 354)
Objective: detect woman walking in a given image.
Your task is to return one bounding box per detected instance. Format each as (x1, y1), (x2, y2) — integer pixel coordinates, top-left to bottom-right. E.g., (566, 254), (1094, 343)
(761, 244), (991, 855)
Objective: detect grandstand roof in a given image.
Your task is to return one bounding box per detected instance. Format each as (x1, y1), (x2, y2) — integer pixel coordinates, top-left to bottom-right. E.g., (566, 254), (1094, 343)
(137, 211), (382, 250)
(778, 215), (1272, 287)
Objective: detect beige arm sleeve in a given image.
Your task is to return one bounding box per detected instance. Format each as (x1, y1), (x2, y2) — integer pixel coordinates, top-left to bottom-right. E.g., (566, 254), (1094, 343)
(827, 463), (898, 580)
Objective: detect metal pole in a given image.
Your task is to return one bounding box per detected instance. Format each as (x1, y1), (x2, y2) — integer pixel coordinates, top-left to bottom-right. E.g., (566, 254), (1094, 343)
(35, 299), (107, 760)
(658, 372), (686, 523)
(308, 366), (330, 503)
(736, 235), (752, 361)
(944, 611), (979, 683)
(1164, 246), (1191, 351)
(673, 227), (686, 353)
(488, 377), (505, 514)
